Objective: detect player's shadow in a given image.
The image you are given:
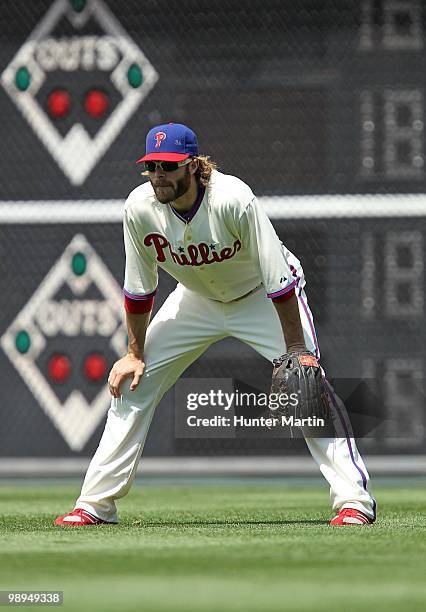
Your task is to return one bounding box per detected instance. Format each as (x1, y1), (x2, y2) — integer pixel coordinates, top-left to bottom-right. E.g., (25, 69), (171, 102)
(133, 518), (328, 526)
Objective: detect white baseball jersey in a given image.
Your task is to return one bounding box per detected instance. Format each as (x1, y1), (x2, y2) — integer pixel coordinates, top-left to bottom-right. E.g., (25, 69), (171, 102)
(123, 170), (304, 303)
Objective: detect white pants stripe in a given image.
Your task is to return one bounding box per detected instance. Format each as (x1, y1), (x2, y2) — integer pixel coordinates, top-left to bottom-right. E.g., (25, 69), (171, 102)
(76, 284), (376, 523)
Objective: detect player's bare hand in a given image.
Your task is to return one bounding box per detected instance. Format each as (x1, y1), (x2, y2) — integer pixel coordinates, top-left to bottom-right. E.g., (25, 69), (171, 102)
(108, 353), (145, 398)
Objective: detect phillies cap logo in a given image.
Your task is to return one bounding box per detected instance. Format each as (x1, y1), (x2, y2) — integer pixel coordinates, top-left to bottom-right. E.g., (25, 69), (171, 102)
(154, 131), (167, 148)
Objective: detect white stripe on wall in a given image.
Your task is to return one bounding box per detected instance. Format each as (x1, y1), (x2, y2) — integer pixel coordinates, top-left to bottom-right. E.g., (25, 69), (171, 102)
(1, 194), (426, 223)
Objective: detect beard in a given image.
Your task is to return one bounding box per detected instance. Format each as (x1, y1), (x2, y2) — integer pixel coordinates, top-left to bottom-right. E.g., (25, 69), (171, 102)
(152, 167), (191, 204)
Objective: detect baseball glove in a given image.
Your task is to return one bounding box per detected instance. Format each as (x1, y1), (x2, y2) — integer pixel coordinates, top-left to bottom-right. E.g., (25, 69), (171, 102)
(269, 350), (330, 421)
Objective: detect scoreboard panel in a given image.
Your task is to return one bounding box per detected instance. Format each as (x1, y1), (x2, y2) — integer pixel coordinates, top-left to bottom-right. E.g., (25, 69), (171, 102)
(0, 0), (426, 197)
(0, 0), (425, 458)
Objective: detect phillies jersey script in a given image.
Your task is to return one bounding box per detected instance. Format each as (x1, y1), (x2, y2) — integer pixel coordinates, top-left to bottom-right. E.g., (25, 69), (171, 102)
(123, 170), (303, 303)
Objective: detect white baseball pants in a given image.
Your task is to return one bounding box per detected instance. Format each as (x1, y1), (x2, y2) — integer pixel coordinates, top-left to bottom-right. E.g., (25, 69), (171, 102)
(76, 284), (376, 522)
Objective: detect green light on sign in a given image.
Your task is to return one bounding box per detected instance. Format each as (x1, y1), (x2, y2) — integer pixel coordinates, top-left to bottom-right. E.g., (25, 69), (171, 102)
(70, 0), (86, 12)
(15, 330), (31, 354)
(72, 252), (87, 276)
(15, 67), (31, 91)
(127, 64), (143, 88)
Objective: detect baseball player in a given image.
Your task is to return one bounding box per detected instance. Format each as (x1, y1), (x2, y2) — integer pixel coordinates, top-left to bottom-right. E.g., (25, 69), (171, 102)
(55, 123), (376, 527)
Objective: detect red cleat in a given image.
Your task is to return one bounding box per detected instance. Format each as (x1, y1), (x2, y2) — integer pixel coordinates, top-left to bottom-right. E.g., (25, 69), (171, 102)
(54, 508), (116, 526)
(330, 508), (374, 526)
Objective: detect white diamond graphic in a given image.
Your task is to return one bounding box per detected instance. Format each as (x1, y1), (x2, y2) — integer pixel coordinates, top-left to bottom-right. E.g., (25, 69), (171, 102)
(1, 0), (158, 185)
(0, 234), (127, 451)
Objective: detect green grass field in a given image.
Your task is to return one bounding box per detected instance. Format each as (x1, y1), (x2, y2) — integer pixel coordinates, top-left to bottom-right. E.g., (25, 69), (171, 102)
(1, 478), (426, 612)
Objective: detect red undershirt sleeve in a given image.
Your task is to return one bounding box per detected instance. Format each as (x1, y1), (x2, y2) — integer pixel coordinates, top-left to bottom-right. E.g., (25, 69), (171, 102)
(124, 294), (155, 314)
(271, 287), (296, 303)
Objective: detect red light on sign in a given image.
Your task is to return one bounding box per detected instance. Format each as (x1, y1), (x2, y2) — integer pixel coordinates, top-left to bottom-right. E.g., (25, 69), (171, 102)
(84, 353), (107, 382)
(84, 90), (109, 118)
(47, 90), (70, 118)
(48, 354), (71, 383)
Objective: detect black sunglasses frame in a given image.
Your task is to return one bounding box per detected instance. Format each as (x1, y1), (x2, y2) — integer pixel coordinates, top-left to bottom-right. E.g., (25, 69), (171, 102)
(142, 158), (192, 173)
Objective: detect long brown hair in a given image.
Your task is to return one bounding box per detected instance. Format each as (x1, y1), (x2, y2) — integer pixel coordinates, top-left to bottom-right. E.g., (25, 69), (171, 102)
(194, 155), (217, 187)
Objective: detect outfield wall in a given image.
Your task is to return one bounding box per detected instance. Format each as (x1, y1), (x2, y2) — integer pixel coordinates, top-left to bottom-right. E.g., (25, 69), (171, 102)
(1, 195), (425, 469)
(1, 1), (426, 474)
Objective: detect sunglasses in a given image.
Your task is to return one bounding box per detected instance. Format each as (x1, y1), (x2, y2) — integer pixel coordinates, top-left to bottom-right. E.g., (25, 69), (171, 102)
(142, 158), (192, 173)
